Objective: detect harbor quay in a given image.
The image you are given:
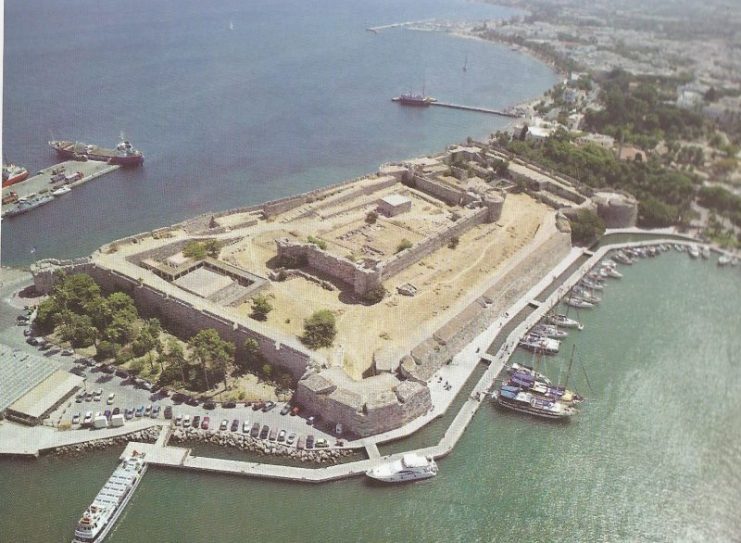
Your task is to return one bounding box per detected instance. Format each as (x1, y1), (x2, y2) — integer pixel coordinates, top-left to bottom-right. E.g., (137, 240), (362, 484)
(1, 160), (120, 216)
(109, 236), (702, 483)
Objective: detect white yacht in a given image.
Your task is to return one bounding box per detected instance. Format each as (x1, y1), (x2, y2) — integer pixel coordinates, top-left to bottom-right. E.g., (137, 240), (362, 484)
(366, 454), (438, 483)
(52, 185), (72, 196)
(689, 246), (700, 259)
(545, 313), (583, 330)
(72, 452), (147, 543)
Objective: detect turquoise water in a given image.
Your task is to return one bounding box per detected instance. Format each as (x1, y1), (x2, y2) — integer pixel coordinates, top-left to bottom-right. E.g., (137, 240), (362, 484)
(1, 251), (739, 542)
(2, 0), (557, 266)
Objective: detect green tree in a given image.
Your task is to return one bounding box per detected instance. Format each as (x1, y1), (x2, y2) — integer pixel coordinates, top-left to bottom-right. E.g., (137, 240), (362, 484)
(60, 313), (98, 348)
(53, 273), (102, 315)
(250, 295), (273, 321)
(301, 310), (337, 349)
(188, 329), (235, 391)
(35, 298), (61, 334)
(396, 238), (413, 253)
(238, 338), (264, 373)
(568, 209), (605, 246)
(96, 340), (118, 360)
(183, 241), (207, 259)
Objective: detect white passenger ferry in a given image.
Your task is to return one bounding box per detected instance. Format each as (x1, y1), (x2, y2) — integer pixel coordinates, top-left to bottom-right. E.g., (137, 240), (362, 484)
(72, 452), (147, 543)
(366, 453), (438, 483)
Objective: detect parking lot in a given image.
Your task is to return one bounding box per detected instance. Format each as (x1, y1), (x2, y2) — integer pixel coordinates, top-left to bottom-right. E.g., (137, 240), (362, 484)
(1, 274), (336, 450)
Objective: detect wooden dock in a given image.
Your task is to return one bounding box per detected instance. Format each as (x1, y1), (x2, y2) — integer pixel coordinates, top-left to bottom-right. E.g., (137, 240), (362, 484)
(429, 102), (520, 118)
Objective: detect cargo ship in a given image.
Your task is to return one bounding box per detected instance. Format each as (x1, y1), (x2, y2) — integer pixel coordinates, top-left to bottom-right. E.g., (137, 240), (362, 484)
(49, 138), (144, 167)
(2, 163), (29, 187)
(71, 452), (147, 543)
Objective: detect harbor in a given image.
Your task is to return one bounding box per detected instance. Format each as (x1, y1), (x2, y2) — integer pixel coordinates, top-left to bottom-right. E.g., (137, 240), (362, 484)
(11, 238), (696, 492)
(1, 160), (121, 218)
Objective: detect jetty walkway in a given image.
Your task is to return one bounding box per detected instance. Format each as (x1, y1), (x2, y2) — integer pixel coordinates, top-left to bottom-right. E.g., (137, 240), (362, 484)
(430, 102), (519, 118)
(113, 236), (701, 483)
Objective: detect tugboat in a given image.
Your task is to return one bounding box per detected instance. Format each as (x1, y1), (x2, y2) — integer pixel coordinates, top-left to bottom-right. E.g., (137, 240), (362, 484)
(49, 137), (144, 167)
(2, 163), (29, 187)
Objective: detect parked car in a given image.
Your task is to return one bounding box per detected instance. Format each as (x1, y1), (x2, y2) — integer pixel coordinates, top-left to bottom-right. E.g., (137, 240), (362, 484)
(203, 401), (216, 410)
(230, 419), (239, 432)
(101, 365), (115, 374)
(172, 393), (187, 404)
(297, 436), (306, 450)
(252, 401), (264, 411)
(61, 349), (74, 356)
(182, 414), (191, 427)
(174, 414), (182, 426)
(114, 368), (129, 379)
(306, 434), (315, 449)
(83, 412), (93, 426)
(38, 343), (51, 351)
(307, 416), (316, 426)
(192, 415), (201, 428)
(185, 397), (200, 406)
(262, 401), (276, 412)
(112, 407), (121, 416)
(135, 406), (145, 417)
(124, 408), (134, 420)
(220, 419), (229, 431)
(16, 315), (29, 322)
(23, 329), (32, 337)
(315, 438), (328, 448)
(201, 416), (210, 430)
(280, 404), (291, 416)
(287, 432), (297, 445)
(223, 401), (237, 409)
(144, 404), (152, 416)
(164, 406), (173, 419)
(107, 393), (115, 405)
(259, 425), (269, 439)
(268, 428), (277, 441)
(242, 420), (251, 434)
(141, 380), (153, 391)
(75, 393), (84, 403)
(26, 337), (38, 346)
(151, 405), (161, 418)
(251, 422), (261, 438)
(71, 413), (81, 425)
(277, 430), (286, 442)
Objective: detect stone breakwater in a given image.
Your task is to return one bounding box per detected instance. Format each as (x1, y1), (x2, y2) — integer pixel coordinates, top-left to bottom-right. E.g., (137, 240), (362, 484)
(170, 427), (355, 464)
(51, 427), (160, 456)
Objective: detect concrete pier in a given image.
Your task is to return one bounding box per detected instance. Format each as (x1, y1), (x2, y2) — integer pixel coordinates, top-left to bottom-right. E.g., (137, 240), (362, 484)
(430, 102), (520, 118)
(2, 160), (120, 215)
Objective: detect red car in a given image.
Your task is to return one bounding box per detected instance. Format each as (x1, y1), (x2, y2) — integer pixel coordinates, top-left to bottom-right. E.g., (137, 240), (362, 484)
(201, 416), (210, 430)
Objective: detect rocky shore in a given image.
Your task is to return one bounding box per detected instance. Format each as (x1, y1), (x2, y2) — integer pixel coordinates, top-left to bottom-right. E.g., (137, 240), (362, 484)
(170, 427), (356, 464)
(50, 427), (160, 456)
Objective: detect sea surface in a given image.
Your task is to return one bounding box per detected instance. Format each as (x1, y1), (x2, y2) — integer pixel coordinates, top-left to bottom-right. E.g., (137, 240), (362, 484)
(2, 0), (557, 266)
(1, 251), (739, 542)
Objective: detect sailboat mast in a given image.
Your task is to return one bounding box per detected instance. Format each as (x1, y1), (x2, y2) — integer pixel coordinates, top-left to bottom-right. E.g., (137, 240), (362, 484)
(564, 344), (576, 389)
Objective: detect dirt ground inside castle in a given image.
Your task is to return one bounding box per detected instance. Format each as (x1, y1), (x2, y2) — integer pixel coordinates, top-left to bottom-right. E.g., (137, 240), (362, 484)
(225, 192), (550, 380)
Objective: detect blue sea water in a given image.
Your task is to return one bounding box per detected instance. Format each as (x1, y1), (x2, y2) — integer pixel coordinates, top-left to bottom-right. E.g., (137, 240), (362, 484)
(2, 0), (557, 266)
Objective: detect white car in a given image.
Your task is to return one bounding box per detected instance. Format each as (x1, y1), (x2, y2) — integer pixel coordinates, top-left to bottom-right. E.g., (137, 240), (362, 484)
(182, 414), (191, 426)
(174, 414), (183, 426)
(107, 393), (115, 405)
(83, 412), (93, 426)
(287, 432), (297, 445)
(71, 413), (81, 425)
(242, 420), (251, 433)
